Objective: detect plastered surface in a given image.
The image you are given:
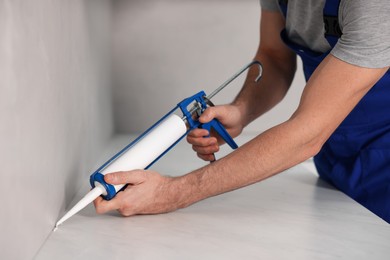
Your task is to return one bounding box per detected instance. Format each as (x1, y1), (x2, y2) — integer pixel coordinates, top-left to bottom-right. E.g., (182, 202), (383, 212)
(111, 0), (306, 133)
(0, 1), (112, 259)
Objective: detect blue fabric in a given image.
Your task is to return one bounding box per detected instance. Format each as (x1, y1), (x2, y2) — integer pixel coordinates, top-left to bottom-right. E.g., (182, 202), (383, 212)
(279, 0), (390, 222)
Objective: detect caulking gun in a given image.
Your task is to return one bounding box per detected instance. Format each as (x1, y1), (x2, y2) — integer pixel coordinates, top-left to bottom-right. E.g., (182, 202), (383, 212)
(55, 61), (263, 228)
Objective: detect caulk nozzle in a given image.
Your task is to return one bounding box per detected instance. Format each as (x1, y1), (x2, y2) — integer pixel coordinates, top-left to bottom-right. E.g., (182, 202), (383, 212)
(55, 186), (104, 228)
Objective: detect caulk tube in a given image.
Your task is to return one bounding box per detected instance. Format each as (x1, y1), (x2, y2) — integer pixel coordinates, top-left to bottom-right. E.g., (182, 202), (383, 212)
(90, 113), (187, 200)
(55, 113), (187, 228)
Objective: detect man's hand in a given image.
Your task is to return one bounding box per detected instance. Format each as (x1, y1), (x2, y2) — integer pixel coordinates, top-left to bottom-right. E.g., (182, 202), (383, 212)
(93, 170), (180, 216)
(186, 104), (244, 161)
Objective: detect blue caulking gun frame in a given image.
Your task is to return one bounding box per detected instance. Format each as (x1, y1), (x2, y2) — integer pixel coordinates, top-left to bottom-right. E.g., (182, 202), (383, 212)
(55, 61), (262, 228)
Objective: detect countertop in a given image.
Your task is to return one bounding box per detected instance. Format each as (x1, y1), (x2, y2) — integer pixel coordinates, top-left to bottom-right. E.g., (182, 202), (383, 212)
(36, 134), (390, 260)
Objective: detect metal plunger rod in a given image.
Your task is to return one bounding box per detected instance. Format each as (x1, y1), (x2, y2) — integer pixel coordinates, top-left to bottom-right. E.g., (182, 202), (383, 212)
(206, 60), (263, 100)
(183, 60), (263, 120)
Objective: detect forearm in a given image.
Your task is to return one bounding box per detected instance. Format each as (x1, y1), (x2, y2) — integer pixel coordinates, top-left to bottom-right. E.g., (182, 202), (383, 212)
(233, 51), (296, 127)
(175, 117), (316, 208)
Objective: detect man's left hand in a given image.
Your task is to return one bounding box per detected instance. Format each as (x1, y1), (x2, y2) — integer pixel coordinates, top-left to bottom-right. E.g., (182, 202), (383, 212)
(93, 170), (180, 216)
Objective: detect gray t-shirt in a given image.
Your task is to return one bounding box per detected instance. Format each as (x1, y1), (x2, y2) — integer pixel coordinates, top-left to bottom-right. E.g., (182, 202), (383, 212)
(260, 0), (390, 68)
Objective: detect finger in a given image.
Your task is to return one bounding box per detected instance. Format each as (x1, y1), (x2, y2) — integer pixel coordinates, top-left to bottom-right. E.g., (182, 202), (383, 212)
(192, 144), (219, 155)
(187, 128), (209, 138)
(104, 170), (147, 185)
(197, 153), (216, 162)
(199, 107), (216, 123)
(94, 195), (122, 214)
(187, 135), (217, 146)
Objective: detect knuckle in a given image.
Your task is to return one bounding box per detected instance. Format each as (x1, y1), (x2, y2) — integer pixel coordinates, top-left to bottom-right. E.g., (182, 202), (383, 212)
(190, 129), (202, 137)
(118, 172), (127, 182)
(203, 147), (212, 153)
(118, 204), (133, 217)
(188, 138), (197, 146)
(118, 209), (131, 217)
(192, 145), (200, 152)
(197, 147), (207, 154)
(119, 172), (132, 184)
(203, 154), (213, 161)
(219, 105), (227, 115)
(201, 138), (211, 146)
(122, 212), (131, 217)
(95, 206), (104, 214)
(207, 107), (215, 115)
(208, 148), (215, 154)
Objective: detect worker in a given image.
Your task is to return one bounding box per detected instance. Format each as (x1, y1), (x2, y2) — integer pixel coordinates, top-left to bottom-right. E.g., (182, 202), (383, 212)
(94, 0), (390, 223)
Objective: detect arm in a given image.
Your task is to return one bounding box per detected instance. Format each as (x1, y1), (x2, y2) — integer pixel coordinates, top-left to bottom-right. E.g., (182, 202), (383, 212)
(93, 9), (388, 215)
(187, 10), (296, 161)
(233, 10), (296, 127)
(94, 54), (387, 216)
(176, 56), (388, 207)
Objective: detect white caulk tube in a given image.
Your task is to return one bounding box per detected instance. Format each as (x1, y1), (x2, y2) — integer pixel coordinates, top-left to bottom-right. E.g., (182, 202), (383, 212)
(55, 114), (187, 227)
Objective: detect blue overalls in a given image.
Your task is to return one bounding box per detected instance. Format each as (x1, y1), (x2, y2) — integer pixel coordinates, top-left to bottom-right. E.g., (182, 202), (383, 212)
(279, 0), (390, 223)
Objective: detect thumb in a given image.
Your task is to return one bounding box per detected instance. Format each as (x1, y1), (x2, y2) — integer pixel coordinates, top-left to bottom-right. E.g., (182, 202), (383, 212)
(199, 106), (224, 123)
(104, 170), (146, 185)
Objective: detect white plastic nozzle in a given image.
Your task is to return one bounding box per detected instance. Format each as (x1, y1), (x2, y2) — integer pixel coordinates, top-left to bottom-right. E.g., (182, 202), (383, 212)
(55, 185), (105, 229)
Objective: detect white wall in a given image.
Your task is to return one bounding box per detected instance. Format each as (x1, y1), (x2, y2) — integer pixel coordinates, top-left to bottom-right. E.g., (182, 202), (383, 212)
(0, 1), (112, 259)
(0, 1), (307, 258)
(112, 0), (306, 134)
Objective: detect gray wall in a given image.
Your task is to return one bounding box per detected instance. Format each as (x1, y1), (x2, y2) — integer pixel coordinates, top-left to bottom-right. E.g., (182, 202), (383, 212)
(0, 1), (112, 259)
(112, 0), (306, 134)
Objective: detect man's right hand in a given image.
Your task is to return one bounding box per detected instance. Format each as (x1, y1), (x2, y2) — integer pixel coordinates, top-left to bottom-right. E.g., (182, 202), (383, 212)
(186, 104), (244, 161)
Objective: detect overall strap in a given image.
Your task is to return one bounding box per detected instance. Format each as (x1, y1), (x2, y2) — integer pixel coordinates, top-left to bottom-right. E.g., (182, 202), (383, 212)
(323, 0), (342, 47)
(278, 0), (342, 47)
(278, 0), (288, 17)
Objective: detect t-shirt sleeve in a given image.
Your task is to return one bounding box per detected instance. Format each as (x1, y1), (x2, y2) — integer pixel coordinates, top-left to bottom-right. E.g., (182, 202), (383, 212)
(331, 0), (390, 68)
(259, 0), (281, 12)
